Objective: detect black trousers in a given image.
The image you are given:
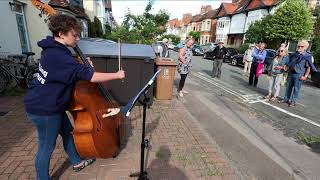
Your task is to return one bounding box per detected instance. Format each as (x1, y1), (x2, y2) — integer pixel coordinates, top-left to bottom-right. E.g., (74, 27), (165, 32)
(249, 62), (259, 86)
(179, 74), (188, 91)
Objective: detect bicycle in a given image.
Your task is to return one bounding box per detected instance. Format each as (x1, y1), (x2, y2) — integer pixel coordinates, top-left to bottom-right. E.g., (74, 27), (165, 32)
(0, 52), (39, 94)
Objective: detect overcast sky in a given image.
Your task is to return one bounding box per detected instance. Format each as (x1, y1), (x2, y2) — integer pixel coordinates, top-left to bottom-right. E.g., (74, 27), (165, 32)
(112, 0), (231, 24)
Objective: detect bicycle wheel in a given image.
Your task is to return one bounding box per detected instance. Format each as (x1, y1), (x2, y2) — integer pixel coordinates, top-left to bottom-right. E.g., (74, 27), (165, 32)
(26, 66), (38, 87)
(0, 71), (9, 94)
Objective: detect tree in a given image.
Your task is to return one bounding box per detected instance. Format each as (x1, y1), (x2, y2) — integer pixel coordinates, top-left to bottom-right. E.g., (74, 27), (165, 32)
(88, 17), (104, 38)
(161, 34), (181, 44)
(245, 19), (267, 43)
(110, 0), (169, 44)
(245, 0), (313, 49)
(311, 15), (320, 65)
(264, 0), (313, 42)
(188, 31), (200, 42)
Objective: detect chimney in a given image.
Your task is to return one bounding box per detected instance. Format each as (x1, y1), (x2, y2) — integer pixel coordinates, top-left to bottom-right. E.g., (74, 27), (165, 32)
(200, 5), (212, 14)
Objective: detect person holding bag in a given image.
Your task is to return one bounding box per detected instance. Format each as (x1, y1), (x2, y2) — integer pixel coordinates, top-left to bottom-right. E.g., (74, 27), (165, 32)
(249, 42), (267, 87)
(264, 47), (289, 101)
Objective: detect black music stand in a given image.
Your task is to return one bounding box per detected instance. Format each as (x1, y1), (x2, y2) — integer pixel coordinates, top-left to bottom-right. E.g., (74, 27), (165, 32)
(121, 69), (161, 180)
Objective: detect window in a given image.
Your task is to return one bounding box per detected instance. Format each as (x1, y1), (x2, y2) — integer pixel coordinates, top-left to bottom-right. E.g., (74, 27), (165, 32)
(95, 3), (103, 17)
(207, 20), (210, 31)
(14, 3), (30, 52)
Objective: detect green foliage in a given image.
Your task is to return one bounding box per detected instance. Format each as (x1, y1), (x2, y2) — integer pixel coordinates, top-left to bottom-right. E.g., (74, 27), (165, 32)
(161, 34), (181, 44)
(298, 130), (320, 146)
(246, 0), (313, 46)
(109, 0), (169, 44)
(265, 0), (313, 41)
(88, 16), (104, 38)
(238, 43), (250, 54)
(245, 19), (267, 43)
(188, 31), (200, 42)
(311, 36), (320, 65)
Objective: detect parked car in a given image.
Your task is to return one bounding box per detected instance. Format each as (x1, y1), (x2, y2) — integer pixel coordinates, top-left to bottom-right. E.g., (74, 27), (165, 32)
(263, 49), (277, 73)
(311, 71), (320, 88)
(201, 43), (217, 53)
(230, 54), (245, 66)
(203, 47), (238, 62)
(230, 49), (277, 71)
(173, 42), (185, 52)
(192, 44), (204, 56)
(167, 43), (176, 50)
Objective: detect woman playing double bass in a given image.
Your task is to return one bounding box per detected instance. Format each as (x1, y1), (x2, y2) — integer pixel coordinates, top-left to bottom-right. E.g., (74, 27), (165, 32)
(24, 14), (125, 180)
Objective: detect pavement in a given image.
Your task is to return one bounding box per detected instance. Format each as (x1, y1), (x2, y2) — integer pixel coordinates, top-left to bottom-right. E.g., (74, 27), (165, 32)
(0, 93), (239, 180)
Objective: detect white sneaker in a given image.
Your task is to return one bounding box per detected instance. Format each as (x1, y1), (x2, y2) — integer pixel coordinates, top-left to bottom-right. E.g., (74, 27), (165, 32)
(179, 91), (184, 97)
(181, 90), (189, 94)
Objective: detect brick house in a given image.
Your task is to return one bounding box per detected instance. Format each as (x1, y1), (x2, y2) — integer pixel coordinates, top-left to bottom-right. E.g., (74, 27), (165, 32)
(166, 18), (181, 36)
(180, 13), (192, 41)
(199, 9), (218, 45)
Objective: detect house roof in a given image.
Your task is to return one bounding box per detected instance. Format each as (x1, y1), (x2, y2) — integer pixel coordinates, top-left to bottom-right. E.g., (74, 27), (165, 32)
(48, 0), (89, 20)
(245, 0), (280, 11)
(202, 9), (218, 20)
(215, 0), (279, 18)
(168, 18), (181, 29)
(190, 14), (202, 22)
(182, 13), (192, 25)
(216, 2), (239, 18)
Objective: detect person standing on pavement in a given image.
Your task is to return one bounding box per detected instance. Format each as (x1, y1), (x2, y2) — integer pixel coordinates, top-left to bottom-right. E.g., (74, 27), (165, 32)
(265, 46), (289, 101)
(24, 14), (125, 180)
(177, 38), (194, 97)
(160, 38), (169, 58)
(249, 42), (267, 87)
(212, 41), (227, 78)
(282, 40), (311, 107)
(243, 44), (255, 76)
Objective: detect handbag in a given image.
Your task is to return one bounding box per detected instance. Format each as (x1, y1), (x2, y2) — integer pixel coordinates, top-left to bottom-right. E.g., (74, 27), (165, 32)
(256, 62), (264, 77)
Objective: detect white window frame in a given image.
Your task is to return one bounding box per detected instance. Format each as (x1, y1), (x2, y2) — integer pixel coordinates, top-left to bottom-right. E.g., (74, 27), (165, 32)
(14, 2), (30, 52)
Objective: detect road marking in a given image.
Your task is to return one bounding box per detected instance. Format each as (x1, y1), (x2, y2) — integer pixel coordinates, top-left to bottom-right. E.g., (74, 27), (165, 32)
(260, 101), (320, 128)
(194, 71), (320, 128)
(194, 72), (247, 101)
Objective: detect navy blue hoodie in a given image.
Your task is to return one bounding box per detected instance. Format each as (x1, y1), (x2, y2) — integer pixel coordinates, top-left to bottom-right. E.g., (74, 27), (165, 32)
(24, 36), (94, 115)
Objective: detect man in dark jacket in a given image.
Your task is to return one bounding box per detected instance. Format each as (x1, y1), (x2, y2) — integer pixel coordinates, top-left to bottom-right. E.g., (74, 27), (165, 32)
(283, 40), (311, 107)
(212, 41), (227, 78)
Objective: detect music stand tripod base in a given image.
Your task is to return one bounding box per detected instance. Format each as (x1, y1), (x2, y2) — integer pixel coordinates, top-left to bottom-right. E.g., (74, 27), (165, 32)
(129, 96), (150, 180)
(122, 70), (161, 180)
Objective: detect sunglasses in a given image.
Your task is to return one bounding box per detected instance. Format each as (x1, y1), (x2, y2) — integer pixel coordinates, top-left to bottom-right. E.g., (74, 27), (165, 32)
(297, 46), (304, 48)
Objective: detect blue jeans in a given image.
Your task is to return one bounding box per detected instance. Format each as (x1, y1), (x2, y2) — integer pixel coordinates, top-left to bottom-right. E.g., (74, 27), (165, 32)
(27, 112), (82, 180)
(284, 73), (303, 103)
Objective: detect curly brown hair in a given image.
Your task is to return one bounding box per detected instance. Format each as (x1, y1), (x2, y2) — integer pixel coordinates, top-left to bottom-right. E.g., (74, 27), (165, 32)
(48, 14), (82, 37)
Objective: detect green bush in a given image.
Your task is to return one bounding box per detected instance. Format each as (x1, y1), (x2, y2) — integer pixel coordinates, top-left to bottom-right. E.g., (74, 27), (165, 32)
(238, 44), (250, 54)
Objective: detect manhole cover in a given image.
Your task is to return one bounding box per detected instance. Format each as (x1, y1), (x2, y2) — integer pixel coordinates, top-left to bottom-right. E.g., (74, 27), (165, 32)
(0, 112), (8, 116)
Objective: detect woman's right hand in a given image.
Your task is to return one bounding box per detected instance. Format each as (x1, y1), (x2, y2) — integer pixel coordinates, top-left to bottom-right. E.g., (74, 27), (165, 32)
(116, 70), (125, 79)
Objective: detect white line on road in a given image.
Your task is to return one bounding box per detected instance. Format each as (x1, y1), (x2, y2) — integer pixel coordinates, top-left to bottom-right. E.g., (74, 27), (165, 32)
(194, 72), (320, 128)
(260, 101), (320, 128)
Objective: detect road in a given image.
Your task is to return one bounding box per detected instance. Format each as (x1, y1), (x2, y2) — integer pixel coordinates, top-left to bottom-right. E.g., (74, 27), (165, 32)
(169, 50), (320, 180)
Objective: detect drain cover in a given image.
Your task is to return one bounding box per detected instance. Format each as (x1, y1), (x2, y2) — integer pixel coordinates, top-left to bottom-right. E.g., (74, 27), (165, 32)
(0, 112), (8, 116)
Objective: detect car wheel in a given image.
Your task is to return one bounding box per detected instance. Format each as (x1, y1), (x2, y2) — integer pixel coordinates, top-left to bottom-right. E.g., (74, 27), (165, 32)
(231, 58), (237, 66)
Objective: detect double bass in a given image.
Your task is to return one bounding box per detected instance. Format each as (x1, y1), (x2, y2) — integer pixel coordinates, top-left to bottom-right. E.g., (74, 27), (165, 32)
(31, 0), (125, 158)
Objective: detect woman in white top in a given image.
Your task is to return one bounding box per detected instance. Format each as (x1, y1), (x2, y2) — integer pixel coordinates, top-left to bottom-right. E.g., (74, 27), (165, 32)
(243, 44), (255, 75)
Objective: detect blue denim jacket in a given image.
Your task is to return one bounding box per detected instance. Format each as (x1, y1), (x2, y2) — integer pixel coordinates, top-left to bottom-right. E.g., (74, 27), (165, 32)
(268, 55), (289, 75)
